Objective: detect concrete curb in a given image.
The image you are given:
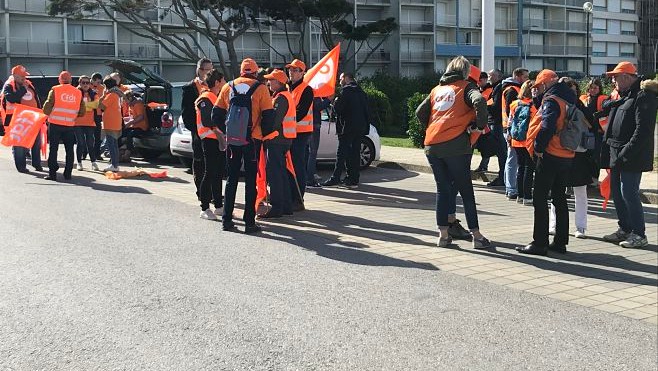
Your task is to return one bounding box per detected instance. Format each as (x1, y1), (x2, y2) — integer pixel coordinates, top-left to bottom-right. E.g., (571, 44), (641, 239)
(374, 160), (658, 205)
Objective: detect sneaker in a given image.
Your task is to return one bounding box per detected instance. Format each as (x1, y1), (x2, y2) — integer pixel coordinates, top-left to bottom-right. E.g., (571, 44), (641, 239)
(322, 178), (341, 187)
(199, 209), (217, 220)
(473, 236), (493, 250)
(603, 228), (629, 243)
(507, 194), (518, 201)
(549, 227), (556, 235)
(436, 235), (453, 247)
(487, 177), (504, 187)
(516, 197), (524, 204)
(102, 166), (119, 172)
(91, 162), (100, 171)
(574, 228), (586, 239)
(523, 199), (533, 206)
(619, 233), (649, 248)
(76, 163), (83, 171)
(213, 207), (223, 217)
(448, 219), (472, 241)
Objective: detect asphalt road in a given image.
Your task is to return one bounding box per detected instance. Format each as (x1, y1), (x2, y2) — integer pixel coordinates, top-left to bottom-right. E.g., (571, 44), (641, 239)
(0, 158), (656, 370)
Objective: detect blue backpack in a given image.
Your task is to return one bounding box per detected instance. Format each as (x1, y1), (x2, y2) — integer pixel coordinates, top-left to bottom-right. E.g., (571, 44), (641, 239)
(225, 81), (261, 146)
(510, 101), (532, 141)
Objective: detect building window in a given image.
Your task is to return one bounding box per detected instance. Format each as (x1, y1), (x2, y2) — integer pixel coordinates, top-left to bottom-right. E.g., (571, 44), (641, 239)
(620, 43), (634, 57)
(621, 21), (635, 35)
(592, 41), (606, 57)
(592, 18), (606, 34)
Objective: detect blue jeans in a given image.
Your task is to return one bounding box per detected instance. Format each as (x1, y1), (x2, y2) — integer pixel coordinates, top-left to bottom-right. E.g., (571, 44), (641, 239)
(13, 134), (42, 171)
(105, 134), (119, 168)
(306, 124), (321, 184)
(266, 142), (292, 215)
(290, 132), (311, 201)
(492, 125), (507, 179)
(75, 126), (96, 163)
(504, 133), (518, 195)
(610, 168), (645, 238)
(426, 153), (480, 229)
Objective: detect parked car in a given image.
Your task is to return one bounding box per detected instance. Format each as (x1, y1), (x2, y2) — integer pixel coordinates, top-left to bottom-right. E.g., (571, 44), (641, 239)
(170, 109), (381, 169)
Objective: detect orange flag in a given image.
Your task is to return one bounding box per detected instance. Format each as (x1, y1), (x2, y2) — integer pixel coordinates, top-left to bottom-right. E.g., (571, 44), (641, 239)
(40, 123), (48, 158)
(1, 105), (47, 148)
(304, 44), (340, 98)
(255, 147), (298, 211)
(600, 169), (611, 210)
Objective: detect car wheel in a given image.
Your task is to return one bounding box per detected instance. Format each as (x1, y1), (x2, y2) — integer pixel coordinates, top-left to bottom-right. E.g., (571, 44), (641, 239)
(139, 148), (163, 160)
(360, 137), (375, 169)
(178, 156), (192, 168)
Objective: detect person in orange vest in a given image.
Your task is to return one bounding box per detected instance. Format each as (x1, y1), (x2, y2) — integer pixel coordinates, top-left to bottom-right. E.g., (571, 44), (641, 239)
(478, 72), (491, 100)
(259, 69), (297, 218)
(286, 58), (314, 211)
(1, 65), (44, 173)
(90, 72), (105, 160)
(473, 68), (505, 181)
(580, 78), (608, 186)
(122, 91), (149, 159)
(501, 68), (529, 200)
(415, 56), (492, 250)
(184, 58), (213, 177)
(98, 76), (123, 172)
(73, 75), (100, 172)
(518, 69), (576, 256)
(110, 72), (131, 117)
(195, 69), (226, 220)
(508, 80), (536, 206)
(42, 71), (85, 181)
(211, 58), (274, 233)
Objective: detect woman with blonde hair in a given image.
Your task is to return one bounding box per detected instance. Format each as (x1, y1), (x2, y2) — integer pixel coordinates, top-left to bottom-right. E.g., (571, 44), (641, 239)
(415, 56), (493, 249)
(508, 79), (536, 205)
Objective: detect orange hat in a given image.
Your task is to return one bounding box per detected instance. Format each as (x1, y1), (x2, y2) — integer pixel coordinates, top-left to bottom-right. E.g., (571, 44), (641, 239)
(534, 69), (558, 86)
(468, 65), (481, 83)
(263, 69), (288, 85)
(285, 59), (306, 71)
(240, 58), (259, 75)
(11, 65), (29, 77)
(58, 70), (72, 83)
(606, 61), (637, 76)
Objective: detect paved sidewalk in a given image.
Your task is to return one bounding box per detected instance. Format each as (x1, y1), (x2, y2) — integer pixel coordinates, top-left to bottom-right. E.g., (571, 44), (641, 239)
(2, 146), (656, 325)
(375, 145), (658, 204)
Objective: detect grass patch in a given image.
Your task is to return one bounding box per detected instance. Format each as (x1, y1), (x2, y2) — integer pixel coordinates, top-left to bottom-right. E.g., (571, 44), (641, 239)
(380, 135), (417, 148)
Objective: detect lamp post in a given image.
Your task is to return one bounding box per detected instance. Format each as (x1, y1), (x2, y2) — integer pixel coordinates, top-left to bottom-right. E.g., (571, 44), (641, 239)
(583, 2), (593, 77)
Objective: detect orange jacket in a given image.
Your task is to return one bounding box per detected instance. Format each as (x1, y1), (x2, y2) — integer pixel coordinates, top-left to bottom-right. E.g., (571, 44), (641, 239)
(424, 80), (475, 146)
(100, 92), (123, 131)
(526, 96), (575, 158)
(75, 89), (98, 127)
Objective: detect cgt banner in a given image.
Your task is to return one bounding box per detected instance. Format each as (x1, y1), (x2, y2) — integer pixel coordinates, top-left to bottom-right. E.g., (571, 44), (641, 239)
(1, 104), (47, 148)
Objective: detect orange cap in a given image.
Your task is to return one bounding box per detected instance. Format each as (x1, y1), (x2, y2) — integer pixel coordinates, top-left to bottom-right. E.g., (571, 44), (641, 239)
(264, 69), (288, 85)
(240, 58), (259, 75)
(58, 70), (72, 83)
(468, 65), (481, 83)
(285, 59), (306, 71)
(534, 69), (558, 86)
(606, 61), (637, 76)
(11, 65), (29, 77)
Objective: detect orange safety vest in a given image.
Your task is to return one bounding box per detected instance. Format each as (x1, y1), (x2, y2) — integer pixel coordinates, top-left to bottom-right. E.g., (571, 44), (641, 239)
(424, 80), (475, 146)
(49, 84), (82, 127)
(1, 77), (39, 121)
(264, 90), (297, 141)
(579, 93), (609, 132)
(509, 98), (536, 148)
(75, 89), (97, 127)
(291, 81), (313, 133)
(481, 86), (493, 102)
(502, 85), (521, 128)
(195, 90), (218, 140)
(525, 96), (574, 158)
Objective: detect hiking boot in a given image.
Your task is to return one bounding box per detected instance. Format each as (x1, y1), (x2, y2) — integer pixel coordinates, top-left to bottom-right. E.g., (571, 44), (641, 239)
(322, 178), (341, 187)
(487, 177), (504, 187)
(473, 236), (493, 250)
(91, 162), (100, 171)
(619, 233), (649, 248)
(199, 209), (217, 220)
(436, 235), (453, 248)
(448, 219), (472, 241)
(603, 228), (629, 243)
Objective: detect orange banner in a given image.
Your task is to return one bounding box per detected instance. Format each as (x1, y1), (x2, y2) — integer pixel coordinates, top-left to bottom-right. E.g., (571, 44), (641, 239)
(600, 169), (611, 211)
(304, 44), (340, 98)
(255, 147), (298, 211)
(0, 104), (47, 148)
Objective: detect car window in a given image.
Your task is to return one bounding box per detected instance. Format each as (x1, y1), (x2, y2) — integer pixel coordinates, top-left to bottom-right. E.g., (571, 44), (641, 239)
(170, 86), (182, 117)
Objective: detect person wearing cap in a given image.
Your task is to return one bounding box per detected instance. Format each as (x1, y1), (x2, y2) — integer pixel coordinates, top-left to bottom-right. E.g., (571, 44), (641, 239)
(74, 75), (100, 172)
(601, 62), (657, 248)
(211, 58), (274, 233)
(414, 56), (492, 250)
(259, 69), (296, 218)
(42, 71), (86, 181)
(195, 69), (226, 221)
(517, 69), (576, 256)
(286, 58), (314, 210)
(473, 69), (506, 181)
(122, 91), (149, 160)
(0, 65), (44, 173)
(98, 76), (123, 172)
(183, 58), (213, 183)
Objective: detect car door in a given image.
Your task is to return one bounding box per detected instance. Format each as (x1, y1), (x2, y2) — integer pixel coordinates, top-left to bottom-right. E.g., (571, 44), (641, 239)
(317, 108), (338, 160)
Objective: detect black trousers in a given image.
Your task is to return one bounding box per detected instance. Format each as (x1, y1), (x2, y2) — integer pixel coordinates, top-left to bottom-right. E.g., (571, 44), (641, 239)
(223, 143), (257, 227)
(532, 153), (573, 247)
(198, 138), (226, 210)
(94, 119), (102, 158)
(191, 131), (205, 193)
(47, 124), (76, 177)
(331, 135), (361, 183)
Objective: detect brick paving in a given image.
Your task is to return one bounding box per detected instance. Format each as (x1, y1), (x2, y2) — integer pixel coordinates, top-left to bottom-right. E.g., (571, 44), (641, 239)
(2, 146), (656, 324)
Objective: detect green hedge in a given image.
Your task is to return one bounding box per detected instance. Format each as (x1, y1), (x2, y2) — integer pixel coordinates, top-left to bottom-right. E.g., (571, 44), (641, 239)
(362, 85), (393, 135)
(405, 92), (428, 148)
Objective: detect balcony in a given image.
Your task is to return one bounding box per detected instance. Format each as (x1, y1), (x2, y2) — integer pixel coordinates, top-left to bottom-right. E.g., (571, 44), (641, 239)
(525, 44), (589, 56)
(67, 41), (115, 57)
(400, 50), (434, 62)
(400, 0), (434, 4)
(436, 14), (456, 27)
(522, 0), (585, 7)
(400, 22), (434, 33)
(355, 0), (391, 6)
(10, 37), (64, 56)
(523, 18), (587, 32)
(117, 43), (159, 59)
(357, 50), (391, 63)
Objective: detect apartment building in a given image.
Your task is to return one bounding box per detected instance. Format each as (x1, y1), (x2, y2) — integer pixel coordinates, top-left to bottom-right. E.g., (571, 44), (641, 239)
(0, 0), (642, 81)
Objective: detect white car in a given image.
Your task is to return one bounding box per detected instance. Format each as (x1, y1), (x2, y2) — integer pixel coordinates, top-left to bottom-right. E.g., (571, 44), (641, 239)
(170, 110), (381, 169)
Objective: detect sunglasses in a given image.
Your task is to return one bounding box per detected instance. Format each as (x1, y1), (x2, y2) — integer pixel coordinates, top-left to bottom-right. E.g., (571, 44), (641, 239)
(289, 68), (302, 73)
(79, 81), (91, 85)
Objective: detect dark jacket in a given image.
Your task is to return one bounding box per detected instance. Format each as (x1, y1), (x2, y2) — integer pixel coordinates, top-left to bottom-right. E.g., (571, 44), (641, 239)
(534, 81), (577, 155)
(601, 78), (658, 172)
(487, 80), (503, 127)
(333, 82), (370, 136)
(181, 79), (201, 134)
(312, 97), (331, 127)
